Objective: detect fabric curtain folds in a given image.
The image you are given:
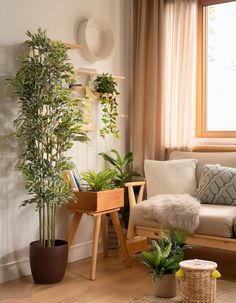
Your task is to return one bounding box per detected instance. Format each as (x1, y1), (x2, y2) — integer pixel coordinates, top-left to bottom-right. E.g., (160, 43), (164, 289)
(130, 0), (197, 172)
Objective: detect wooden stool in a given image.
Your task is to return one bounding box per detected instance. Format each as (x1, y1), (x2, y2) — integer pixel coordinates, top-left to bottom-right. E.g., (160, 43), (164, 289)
(67, 208), (130, 280)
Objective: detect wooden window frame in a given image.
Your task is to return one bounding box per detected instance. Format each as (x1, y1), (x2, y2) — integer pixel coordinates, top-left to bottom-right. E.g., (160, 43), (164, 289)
(196, 0), (236, 138)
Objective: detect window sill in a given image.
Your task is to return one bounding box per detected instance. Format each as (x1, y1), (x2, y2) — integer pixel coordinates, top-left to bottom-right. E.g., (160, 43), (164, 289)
(193, 138), (236, 152)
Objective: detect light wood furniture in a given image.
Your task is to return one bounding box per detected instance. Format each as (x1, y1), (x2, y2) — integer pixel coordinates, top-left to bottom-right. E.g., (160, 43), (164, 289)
(68, 188), (124, 212)
(126, 236), (148, 256)
(76, 68), (125, 80)
(51, 40), (83, 49)
(67, 189), (130, 280)
(125, 181), (236, 252)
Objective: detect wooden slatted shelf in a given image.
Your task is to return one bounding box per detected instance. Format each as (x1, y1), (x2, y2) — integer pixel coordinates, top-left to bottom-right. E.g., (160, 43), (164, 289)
(51, 40), (83, 49)
(76, 69), (125, 80)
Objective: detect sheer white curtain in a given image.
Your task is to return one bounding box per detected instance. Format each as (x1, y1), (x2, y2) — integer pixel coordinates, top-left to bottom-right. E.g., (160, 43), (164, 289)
(161, 0), (197, 150)
(131, 0), (197, 172)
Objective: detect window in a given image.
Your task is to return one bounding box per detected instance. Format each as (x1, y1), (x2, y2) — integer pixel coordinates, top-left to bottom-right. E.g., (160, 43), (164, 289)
(196, 0), (236, 138)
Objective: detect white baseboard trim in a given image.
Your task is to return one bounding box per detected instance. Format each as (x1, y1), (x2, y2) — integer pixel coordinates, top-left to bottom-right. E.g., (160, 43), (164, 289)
(0, 257), (30, 284)
(0, 240), (102, 284)
(68, 240), (102, 263)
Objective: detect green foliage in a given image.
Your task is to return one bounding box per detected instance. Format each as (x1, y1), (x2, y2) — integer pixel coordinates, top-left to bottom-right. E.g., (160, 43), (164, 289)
(81, 169), (117, 191)
(99, 149), (142, 227)
(140, 227), (191, 280)
(8, 28), (88, 247)
(94, 73), (120, 138)
(99, 149), (141, 187)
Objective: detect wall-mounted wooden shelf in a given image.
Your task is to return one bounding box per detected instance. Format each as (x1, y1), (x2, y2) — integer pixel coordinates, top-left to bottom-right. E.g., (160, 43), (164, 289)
(76, 69), (125, 80)
(51, 40), (83, 49)
(81, 125), (94, 132)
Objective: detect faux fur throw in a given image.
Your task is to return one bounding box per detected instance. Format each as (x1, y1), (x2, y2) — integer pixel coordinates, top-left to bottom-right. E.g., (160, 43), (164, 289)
(134, 194), (200, 233)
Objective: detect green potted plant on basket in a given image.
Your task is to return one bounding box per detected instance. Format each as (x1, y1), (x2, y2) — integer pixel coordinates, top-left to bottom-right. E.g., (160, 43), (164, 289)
(8, 28), (87, 284)
(140, 227), (191, 298)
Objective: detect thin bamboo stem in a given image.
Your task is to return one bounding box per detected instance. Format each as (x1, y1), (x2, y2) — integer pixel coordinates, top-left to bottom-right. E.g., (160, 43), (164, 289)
(47, 203), (51, 247)
(42, 203), (45, 247)
(39, 207), (42, 246)
(52, 204), (56, 246)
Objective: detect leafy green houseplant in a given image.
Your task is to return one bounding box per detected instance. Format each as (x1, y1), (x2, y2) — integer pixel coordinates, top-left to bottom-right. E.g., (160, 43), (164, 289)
(100, 149), (142, 227)
(8, 28), (87, 284)
(68, 168), (124, 213)
(94, 73), (120, 138)
(99, 149), (141, 187)
(81, 169), (117, 191)
(140, 227), (191, 298)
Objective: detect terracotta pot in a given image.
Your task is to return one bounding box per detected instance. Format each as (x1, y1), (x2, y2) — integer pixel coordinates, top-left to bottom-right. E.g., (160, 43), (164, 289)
(154, 273), (177, 298)
(30, 240), (68, 284)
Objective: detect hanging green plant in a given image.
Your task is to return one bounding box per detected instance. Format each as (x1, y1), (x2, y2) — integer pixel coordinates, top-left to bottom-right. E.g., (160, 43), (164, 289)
(70, 84), (94, 126)
(94, 73), (120, 138)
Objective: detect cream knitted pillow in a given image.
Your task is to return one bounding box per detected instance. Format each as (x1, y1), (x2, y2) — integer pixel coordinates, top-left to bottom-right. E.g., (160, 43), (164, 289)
(144, 159), (198, 198)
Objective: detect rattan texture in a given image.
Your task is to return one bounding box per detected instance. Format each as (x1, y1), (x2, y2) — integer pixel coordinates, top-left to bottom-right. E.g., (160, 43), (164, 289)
(180, 260), (217, 303)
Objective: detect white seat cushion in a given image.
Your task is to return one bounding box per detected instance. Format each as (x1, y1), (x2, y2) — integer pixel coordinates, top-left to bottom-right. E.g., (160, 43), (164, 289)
(132, 202), (236, 238)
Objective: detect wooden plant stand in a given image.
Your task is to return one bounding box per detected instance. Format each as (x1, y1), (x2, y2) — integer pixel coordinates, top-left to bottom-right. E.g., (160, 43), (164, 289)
(67, 189), (131, 280)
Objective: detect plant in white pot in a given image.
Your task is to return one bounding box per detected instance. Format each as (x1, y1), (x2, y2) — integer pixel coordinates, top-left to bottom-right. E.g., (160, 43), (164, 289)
(8, 28), (87, 284)
(140, 227), (191, 298)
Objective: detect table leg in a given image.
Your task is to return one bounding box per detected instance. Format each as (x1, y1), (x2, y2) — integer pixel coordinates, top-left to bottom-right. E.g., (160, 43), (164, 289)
(90, 214), (102, 280)
(101, 215), (108, 257)
(110, 211), (131, 267)
(67, 213), (83, 247)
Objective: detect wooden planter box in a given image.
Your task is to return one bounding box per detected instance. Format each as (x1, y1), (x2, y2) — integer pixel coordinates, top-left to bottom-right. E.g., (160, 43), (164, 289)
(68, 188), (124, 212)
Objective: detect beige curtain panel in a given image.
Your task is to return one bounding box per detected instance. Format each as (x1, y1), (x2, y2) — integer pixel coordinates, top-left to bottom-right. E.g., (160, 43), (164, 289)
(130, 0), (197, 172)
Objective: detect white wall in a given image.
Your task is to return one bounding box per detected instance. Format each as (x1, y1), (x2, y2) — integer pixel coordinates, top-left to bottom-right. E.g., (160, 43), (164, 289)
(0, 0), (132, 283)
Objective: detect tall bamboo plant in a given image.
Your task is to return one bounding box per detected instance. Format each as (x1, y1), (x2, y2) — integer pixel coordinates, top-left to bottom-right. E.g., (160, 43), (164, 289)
(9, 29), (87, 247)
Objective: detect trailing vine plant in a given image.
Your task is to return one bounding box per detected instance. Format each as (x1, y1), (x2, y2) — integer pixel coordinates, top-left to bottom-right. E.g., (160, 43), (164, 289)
(94, 73), (120, 138)
(70, 84), (94, 127)
(8, 28), (87, 248)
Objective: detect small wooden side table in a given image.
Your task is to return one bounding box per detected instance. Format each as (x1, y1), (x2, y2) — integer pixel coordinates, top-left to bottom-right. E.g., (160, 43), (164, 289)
(67, 207), (131, 280)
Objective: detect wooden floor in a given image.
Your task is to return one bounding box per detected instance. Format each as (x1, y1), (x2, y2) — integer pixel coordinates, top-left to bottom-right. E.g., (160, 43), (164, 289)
(0, 252), (151, 303)
(1, 248), (236, 303)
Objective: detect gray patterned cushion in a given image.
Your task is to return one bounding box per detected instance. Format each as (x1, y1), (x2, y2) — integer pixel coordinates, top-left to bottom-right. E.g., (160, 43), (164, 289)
(195, 164), (236, 205)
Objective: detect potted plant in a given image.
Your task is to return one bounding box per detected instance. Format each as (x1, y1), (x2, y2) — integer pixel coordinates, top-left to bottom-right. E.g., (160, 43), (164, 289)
(140, 227), (191, 298)
(8, 28), (87, 284)
(68, 169), (124, 212)
(94, 73), (120, 138)
(99, 149), (141, 227)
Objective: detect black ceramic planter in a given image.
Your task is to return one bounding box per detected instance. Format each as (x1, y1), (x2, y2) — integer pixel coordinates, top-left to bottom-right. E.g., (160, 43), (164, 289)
(29, 239), (68, 284)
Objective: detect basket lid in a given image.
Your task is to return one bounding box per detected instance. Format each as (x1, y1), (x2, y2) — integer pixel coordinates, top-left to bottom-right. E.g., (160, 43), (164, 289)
(180, 259), (217, 271)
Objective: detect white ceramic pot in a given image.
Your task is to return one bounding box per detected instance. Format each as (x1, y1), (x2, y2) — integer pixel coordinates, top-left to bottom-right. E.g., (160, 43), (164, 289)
(154, 273), (177, 298)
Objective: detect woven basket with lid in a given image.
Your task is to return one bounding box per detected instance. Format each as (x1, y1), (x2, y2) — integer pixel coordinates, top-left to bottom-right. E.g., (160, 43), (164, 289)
(179, 259), (218, 303)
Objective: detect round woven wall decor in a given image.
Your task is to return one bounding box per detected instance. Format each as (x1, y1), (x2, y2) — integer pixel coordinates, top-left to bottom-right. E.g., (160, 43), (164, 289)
(78, 17), (115, 62)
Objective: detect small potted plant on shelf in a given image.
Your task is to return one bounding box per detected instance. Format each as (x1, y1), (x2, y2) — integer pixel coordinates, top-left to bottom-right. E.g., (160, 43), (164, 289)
(140, 227), (191, 298)
(8, 28), (87, 284)
(70, 73), (120, 138)
(94, 73), (120, 138)
(68, 169), (124, 212)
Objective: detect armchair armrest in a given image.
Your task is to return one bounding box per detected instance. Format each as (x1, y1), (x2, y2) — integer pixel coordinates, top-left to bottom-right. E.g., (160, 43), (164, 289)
(125, 181), (146, 239)
(124, 181), (146, 187)
(125, 181), (146, 205)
